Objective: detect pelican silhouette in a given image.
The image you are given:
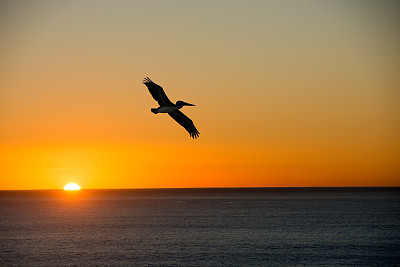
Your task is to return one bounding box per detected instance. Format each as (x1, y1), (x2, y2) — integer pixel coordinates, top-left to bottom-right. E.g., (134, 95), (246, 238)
(143, 77), (200, 139)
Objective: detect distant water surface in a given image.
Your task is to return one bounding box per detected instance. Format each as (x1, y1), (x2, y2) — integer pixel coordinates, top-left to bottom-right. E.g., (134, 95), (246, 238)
(1, 188), (399, 266)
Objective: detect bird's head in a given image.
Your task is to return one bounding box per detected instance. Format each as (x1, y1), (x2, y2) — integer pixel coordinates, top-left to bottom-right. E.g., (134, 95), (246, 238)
(176, 101), (195, 109)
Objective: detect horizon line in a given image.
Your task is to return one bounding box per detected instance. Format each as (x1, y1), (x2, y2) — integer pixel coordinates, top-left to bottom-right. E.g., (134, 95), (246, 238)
(1, 186), (399, 191)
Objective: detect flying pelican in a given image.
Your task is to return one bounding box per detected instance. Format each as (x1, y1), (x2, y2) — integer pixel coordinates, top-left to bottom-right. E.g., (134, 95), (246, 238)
(143, 77), (200, 139)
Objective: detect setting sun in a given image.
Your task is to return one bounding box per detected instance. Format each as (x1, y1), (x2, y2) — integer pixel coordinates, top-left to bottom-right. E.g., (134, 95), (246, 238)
(63, 183), (81, 190)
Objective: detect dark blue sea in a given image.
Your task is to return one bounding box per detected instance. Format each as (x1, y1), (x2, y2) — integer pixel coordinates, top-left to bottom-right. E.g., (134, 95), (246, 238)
(1, 188), (399, 266)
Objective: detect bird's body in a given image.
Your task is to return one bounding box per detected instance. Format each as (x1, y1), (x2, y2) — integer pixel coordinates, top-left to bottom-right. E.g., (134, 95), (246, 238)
(151, 106), (178, 114)
(143, 77), (200, 139)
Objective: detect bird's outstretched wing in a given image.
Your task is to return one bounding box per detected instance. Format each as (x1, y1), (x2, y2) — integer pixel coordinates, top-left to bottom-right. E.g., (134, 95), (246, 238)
(143, 77), (174, 106)
(169, 110), (200, 139)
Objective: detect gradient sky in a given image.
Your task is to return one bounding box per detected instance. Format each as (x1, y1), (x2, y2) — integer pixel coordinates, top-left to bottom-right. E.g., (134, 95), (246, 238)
(1, 0), (399, 189)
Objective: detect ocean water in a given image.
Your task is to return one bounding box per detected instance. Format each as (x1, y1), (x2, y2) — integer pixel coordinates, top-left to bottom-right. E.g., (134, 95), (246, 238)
(0, 188), (399, 266)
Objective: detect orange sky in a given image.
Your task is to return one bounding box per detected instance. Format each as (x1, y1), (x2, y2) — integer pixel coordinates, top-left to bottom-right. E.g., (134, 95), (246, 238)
(1, 1), (399, 189)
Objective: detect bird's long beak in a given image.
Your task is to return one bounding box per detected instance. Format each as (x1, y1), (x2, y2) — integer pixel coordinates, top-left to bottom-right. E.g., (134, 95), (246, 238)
(183, 102), (195, 106)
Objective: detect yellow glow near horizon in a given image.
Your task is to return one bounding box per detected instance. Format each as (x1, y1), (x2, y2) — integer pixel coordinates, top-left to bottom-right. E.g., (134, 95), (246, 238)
(64, 183), (81, 190)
